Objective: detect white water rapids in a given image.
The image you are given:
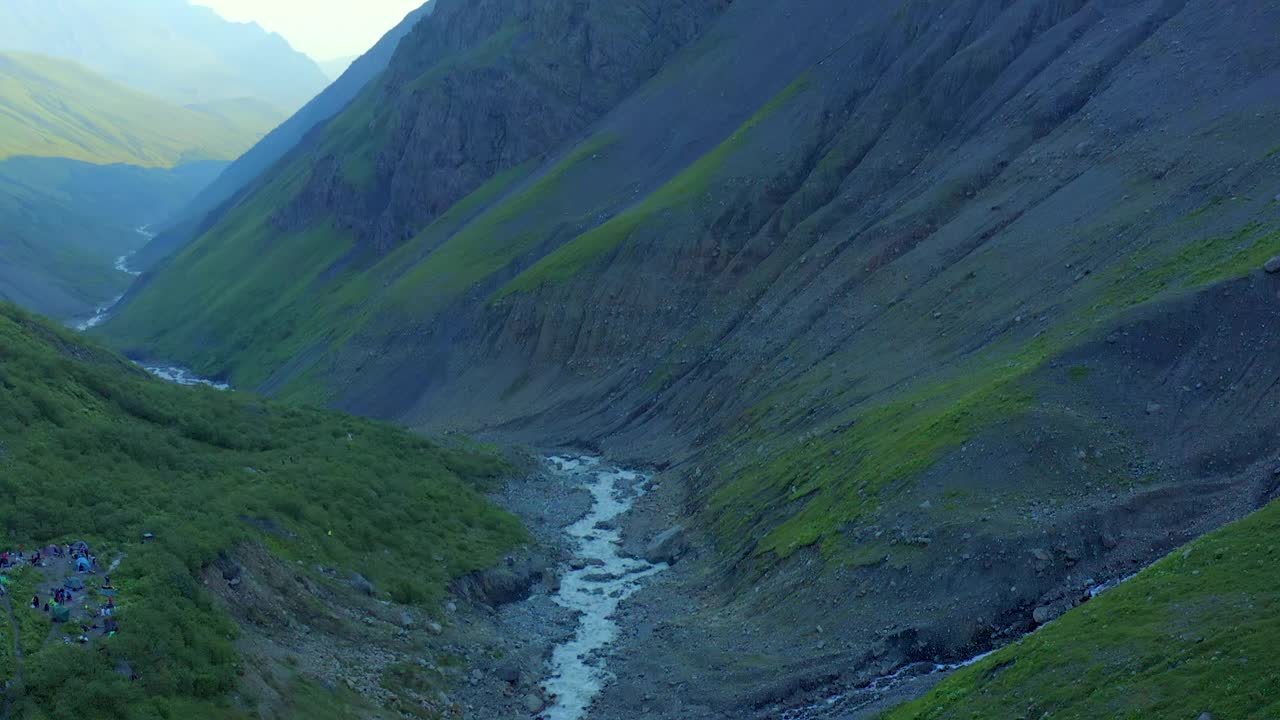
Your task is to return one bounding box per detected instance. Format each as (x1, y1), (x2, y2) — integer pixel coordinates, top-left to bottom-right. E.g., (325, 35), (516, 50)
(142, 364), (230, 390)
(541, 456), (668, 720)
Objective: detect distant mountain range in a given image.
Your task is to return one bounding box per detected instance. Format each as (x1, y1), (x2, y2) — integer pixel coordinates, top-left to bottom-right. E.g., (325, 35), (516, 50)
(0, 52), (272, 167)
(0, 51), (276, 320)
(132, 1), (436, 271)
(318, 55), (358, 80)
(0, 0), (328, 115)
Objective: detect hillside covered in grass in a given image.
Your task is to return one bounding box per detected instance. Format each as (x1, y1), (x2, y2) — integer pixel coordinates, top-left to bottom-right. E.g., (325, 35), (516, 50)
(0, 52), (273, 167)
(884, 497), (1280, 719)
(0, 303), (525, 718)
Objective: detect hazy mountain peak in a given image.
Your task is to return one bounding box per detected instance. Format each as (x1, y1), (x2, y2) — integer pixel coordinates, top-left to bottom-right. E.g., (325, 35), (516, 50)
(0, 0), (329, 114)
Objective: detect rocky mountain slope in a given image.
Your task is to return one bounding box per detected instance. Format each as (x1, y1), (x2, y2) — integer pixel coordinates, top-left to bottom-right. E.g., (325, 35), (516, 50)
(0, 0), (327, 114)
(104, 0), (1280, 715)
(0, 302), (525, 718)
(0, 52), (278, 320)
(884, 494), (1280, 719)
(132, 1), (437, 272)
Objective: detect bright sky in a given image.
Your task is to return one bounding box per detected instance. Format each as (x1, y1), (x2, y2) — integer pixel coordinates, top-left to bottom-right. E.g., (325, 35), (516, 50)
(193, 0), (425, 60)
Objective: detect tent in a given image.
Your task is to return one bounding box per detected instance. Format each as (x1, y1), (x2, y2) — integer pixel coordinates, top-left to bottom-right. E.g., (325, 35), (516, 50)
(75, 557), (91, 572)
(52, 605), (70, 623)
(63, 576), (85, 591)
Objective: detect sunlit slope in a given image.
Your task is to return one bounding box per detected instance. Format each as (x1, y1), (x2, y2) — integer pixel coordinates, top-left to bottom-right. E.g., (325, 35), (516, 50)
(0, 52), (272, 167)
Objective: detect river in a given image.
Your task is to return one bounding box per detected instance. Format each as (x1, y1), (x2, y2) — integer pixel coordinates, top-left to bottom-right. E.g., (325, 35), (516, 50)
(71, 226), (148, 330)
(541, 456), (668, 720)
(141, 364), (230, 390)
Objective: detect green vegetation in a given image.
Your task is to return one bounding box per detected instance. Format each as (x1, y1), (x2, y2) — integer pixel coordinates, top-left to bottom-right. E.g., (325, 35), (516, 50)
(389, 134), (618, 309)
(711, 354), (1037, 559)
(0, 155), (223, 320)
(883, 498), (1280, 719)
(1067, 365), (1092, 381)
(496, 75), (812, 297)
(408, 24), (523, 93)
(710, 219), (1280, 562)
(1097, 224), (1280, 310)
(0, 52), (272, 167)
(99, 158), (348, 389)
(0, 303), (525, 717)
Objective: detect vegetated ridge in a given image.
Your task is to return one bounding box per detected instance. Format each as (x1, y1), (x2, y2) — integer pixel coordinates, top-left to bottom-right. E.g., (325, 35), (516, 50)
(0, 301), (524, 718)
(132, 1), (438, 272)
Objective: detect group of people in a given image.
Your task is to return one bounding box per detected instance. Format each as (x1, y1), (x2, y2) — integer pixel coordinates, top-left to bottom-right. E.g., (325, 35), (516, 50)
(0, 543), (97, 571)
(4, 542), (121, 642)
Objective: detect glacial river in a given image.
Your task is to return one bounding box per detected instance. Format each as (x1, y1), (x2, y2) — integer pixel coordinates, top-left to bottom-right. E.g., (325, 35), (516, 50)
(541, 456), (668, 720)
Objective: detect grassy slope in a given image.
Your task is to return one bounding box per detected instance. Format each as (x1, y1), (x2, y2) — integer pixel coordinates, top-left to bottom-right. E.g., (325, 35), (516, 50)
(0, 52), (272, 167)
(104, 65), (813, 397)
(0, 302), (525, 718)
(883, 497), (1280, 719)
(707, 223), (1280, 561)
(494, 75), (812, 298)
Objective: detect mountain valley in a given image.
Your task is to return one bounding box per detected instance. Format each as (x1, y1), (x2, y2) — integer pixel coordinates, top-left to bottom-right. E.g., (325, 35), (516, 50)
(1, 0), (1279, 717)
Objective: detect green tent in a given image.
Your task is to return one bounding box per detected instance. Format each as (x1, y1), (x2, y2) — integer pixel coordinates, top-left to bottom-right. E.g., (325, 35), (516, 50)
(52, 605), (71, 623)
(63, 576), (85, 591)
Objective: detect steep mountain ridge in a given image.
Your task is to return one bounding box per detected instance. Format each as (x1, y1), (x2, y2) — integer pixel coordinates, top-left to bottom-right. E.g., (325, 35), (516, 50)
(0, 0), (327, 114)
(132, 1), (438, 272)
(104, 0), (1280, 715)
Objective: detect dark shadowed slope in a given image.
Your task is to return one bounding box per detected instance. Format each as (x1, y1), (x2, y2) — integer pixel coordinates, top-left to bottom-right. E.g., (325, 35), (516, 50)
(884, 493), (1280, 719)
(104, 0), (1280, 714)
(0, 157), (221, 320)
(132, 1), (437, 272)
(0, 0), (327, 114)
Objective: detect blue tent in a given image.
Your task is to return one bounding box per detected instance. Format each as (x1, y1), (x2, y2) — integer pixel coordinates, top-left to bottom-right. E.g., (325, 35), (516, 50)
(75, 557), (90, 572)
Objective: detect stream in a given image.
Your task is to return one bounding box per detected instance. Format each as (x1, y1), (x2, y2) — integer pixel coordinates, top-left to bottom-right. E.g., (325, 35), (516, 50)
(71, 226), (147, 330)
(779, 569), (1145, 719)
(141, 365), (230, 390)
(541, 456), (668, 720)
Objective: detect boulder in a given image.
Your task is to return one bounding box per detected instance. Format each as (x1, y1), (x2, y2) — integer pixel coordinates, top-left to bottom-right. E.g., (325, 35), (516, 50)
(643, 526), (689, 565)
(349, 573), (376, 597)
(1032, 605), (1058, 625)
(523, 693), (546, 714)
(544, 571), (562, 593)
(495, 660), (522, 685)
(1265, 255), (1280, 274)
